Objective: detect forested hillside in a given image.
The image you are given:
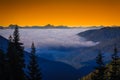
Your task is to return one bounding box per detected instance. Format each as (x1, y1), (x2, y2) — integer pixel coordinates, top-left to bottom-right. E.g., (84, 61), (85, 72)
(80, 46), (120, 80)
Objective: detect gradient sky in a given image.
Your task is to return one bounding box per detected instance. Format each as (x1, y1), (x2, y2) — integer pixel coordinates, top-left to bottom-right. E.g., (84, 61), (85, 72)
(0, 0), (120, 27)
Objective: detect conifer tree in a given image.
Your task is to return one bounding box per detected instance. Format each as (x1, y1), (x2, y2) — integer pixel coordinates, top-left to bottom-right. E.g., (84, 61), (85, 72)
(110, 45), (120, 80)
(7, 26), (25, 80)
(27, 42), (42, 80)
(6, 35), (18, 80)
(13, 26), (25, 80)
(91, 51), (106, 80)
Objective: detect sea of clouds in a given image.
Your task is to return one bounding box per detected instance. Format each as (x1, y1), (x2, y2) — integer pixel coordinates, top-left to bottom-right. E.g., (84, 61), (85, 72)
(0, 28), (98, 50)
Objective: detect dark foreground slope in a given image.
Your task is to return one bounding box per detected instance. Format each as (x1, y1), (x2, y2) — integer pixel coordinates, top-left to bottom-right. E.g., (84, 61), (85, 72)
(0, 35), (79, 80)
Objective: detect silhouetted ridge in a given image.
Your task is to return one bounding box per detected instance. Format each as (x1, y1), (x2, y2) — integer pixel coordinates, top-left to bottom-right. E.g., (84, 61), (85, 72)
(78, 27), (120, 42)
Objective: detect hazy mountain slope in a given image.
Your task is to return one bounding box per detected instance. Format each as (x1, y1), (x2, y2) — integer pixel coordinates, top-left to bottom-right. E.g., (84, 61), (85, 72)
(0, 35), (8, 52)
(78, 27), (120, 42)
(37, 57), (79, 80)
(78, 27), (120, 52)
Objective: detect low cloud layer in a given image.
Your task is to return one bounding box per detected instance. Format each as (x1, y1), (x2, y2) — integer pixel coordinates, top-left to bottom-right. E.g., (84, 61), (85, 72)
(0, 28), (98, 49)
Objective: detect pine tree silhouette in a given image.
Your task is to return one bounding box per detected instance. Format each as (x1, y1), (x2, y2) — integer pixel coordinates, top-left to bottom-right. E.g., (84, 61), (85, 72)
(110, 45), (120, 80)
(91, 51), (106, 80)
(6, 35), (18, 80)
(27, 42), (42, 80)
(13, 26), (25, 80)
(7, 26), (25, 80)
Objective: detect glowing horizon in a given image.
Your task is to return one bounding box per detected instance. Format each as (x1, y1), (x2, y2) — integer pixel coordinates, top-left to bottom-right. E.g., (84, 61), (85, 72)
(1, 24), (120, 28)
(0, 0), (120, 27)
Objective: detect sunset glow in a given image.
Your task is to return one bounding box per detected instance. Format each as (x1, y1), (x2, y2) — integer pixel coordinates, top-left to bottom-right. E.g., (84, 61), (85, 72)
(0, 0), (120, 27)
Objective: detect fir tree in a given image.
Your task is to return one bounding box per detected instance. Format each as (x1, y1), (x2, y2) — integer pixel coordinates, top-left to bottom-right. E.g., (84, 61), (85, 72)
(13, 26), (25, 80)
(6, 35), (18, 80)
(7, 26), (25, 80)
(91, 51), (106, 80)
(110, 45), (120, 80)
(27, 42), (42, 80)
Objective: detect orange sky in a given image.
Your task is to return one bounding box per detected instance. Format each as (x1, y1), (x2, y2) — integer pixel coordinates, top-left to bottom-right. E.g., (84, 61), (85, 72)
(0, 0), (120, 27)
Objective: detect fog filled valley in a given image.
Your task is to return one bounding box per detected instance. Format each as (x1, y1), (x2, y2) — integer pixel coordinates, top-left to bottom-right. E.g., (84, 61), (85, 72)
(0, 28), (98, 48)
(0, 27), (120, 80)
(0, 28), (99, 68)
